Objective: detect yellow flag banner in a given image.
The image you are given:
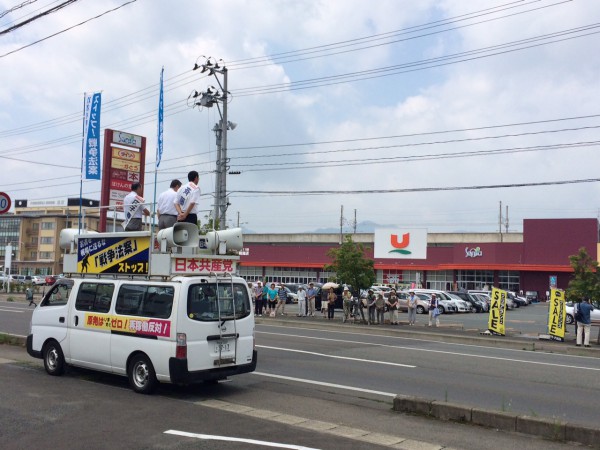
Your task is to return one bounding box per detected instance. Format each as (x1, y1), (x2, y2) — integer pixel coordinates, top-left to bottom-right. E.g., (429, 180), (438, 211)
(547, 288), (566, 341)
(488, 288), (507, 335)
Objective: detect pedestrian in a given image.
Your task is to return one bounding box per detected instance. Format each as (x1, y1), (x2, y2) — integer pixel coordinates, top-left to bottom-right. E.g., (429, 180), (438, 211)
(157, 179), (182, 230)
(275, 284), (287, 316)
(327, 288), (336, 320)
(267, 283), (278, 316)
(175, 170), (200, 225)
(26, 287), (36, 307)
(253, 281), (264, 316)
(575, 297), (595, 347)
(387, 289), (399, 325)
(342, 286), (352, 323)
(122, 182), (150, 231)
(367, 289), (377, 324)
(407, 290), (418, 326)
(375, 293), (385, 324)
(307, 282), (317, 316)
(428, 293), (440, 327)
(297, 286), (307, 317)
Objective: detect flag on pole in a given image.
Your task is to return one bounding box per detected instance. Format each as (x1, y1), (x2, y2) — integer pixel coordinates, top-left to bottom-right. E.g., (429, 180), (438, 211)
(83, 92), (102, 179)
(156, 67), (164, 168)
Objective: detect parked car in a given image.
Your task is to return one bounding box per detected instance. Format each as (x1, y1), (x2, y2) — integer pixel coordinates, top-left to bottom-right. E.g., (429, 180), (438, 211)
(31, 276), (46, 286)
(448, 291), (487, 313)
(525, 291), (539, 303)
(8, 275), (26, 284)
(45, 275), (56, 285)
(407, 290), (457, 314)
(396, 292), (430, 314)
(445, 292), (473, 313)
(565, 301), (600, 324)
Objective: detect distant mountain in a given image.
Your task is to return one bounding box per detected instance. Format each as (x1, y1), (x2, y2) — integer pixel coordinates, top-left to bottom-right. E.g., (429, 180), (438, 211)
(312, 220), (394, 234)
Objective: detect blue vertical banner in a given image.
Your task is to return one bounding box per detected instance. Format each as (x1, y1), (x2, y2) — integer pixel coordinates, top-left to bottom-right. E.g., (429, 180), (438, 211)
(83, 92), (102, 179)
(156, 67), (164, 168)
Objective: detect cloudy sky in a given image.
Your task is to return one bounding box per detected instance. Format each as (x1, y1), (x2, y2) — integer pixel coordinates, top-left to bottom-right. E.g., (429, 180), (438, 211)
(1, 0), (599, 234)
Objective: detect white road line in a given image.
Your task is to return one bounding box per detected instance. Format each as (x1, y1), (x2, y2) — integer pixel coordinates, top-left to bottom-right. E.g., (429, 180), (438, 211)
(0, 308), (24, 313)
(257, 344), (416, 368)
(164, 429), (320, 450)
(252, 371), (396, 398)
(257, 330), (600, 371)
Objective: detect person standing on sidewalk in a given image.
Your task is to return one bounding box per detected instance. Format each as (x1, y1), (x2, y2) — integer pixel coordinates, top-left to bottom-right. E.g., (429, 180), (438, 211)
(575, 297), (595, 347)
(367, 289), (377, 325)
(297, 286), (307, 317)
(407, 290), (418, 326)
(387, 289), (399, 325)
(26, 287), (36, 307)
(342, 287), (352, 323)
(375, 293), (386, 324)
(326, 288), (336, 320)
(275, 285), (287, 316)
(307, 283), (317, 317)
(266, 283), (278, 316)
(253, 281), (264, 316)
(428, 293), (440, 327)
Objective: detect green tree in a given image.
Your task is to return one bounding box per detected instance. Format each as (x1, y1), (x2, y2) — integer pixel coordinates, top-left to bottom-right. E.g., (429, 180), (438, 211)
(324, 235), (375, 294)
(566, 247), (600, 302)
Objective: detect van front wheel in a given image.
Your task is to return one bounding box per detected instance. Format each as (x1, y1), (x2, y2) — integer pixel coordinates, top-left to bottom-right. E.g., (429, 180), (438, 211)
(128, 354), (157, 394)
(43, 341), (65, 376)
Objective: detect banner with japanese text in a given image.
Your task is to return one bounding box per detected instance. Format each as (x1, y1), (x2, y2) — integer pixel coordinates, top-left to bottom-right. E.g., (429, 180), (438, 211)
(84, 313), (170, 338)
(488, 287), (507, 335)
(77, 235), (149, 275)
(83, 92), (102, 180)
(547, 288), (566, 341)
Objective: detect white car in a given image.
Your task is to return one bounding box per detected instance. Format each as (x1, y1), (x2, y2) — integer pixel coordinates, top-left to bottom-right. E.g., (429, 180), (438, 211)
(445, 293), (473, 313)
(565, 302), (600, 324)
(31, 276), (46, 286)
(406, 290), (457, 314)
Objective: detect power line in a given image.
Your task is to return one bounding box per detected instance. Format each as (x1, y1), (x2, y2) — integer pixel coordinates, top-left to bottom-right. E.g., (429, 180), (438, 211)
(0, 0), (40, 20)
(0, 0), (78, 36)
(0, 0), (138, 58)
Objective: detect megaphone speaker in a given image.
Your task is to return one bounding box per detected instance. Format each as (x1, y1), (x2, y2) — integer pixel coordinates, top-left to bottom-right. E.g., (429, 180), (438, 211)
(202, 227), (243, 253)
(156, 222), (200, 249)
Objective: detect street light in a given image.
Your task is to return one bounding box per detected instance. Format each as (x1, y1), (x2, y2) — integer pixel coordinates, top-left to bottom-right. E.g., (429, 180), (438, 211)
(190, 55), (237, 229)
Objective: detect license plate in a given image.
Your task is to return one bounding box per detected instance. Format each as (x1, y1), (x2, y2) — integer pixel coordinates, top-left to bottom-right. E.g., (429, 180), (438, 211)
(214, 341), (231, 353)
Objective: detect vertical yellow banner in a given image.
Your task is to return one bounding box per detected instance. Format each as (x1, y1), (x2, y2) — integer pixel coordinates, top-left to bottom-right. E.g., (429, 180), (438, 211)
(488, 288), (507, 335)
(547, 288), (566, 341)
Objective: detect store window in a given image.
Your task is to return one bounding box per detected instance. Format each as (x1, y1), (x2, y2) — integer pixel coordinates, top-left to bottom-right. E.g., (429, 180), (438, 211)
(456, 270), (494, 291)
(426, 270), (454, 290)
(498, 271), (520, 292)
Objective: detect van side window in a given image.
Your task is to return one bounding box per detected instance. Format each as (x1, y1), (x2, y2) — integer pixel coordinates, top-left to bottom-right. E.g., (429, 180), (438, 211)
(75, 283), (114, 313)
(115, 285), (174, 319)
(42, 282), (72, 307)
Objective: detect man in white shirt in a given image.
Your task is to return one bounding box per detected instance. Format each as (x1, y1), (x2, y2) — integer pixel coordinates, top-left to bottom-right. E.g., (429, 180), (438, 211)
(175, 171), (200, 225)
(123, 182), (150, 231)
(157, 179), (182, 230)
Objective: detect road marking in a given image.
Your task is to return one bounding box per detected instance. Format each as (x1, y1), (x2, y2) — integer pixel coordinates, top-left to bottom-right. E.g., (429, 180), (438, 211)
(257, 329), (600, 371)
(256, 344), (416, 368)
(252, 371), (397, 397)
(0, 308), (24, 313)
(164, 429), (320, 450)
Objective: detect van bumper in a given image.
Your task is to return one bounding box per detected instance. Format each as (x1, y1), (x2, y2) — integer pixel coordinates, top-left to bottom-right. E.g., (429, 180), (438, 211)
(26, 334), (42, 359)
(169, 350), (258, 384)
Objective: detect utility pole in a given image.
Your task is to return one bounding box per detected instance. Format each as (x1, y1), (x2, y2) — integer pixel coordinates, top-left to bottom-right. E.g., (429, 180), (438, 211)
(191, 56), (236, 230)
(339, 205), (343, 244)
(499, 201), (503, 242)
(505, 204), (509, 233)
(353, 209), (357, 234)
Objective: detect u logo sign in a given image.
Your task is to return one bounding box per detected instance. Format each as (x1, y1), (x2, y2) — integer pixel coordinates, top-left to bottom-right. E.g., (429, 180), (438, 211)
(389, 233), (411, 254)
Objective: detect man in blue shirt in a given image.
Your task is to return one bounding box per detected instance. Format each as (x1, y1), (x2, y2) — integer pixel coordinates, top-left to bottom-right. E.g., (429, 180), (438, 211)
(275, 285), (288, 316)
(306, 283), (317, 317)
(576, 297), (595, 347)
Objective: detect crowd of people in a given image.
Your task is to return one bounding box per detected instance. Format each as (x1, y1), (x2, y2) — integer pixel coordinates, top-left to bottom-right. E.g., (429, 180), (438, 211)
(249, 283), (443, 327)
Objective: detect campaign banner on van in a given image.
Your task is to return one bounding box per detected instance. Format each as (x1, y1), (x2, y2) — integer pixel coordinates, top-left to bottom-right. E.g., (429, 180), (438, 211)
(488, 288), (507, 336)
(78, 235), (150, 275)
(547, 288), (566, 341)
(84, 313), (171, 338)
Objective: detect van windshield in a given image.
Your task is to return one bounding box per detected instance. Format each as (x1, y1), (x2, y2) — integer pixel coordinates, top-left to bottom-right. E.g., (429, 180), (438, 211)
(187, 283), (251, 322)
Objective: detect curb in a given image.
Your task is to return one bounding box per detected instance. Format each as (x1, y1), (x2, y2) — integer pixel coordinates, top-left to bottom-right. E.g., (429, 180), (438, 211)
(393, 395), (600, 447)
(0, 333), (26, 346)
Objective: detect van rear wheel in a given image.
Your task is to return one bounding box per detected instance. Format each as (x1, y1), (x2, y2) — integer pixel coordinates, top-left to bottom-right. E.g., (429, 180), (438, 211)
(128, 354), (157, 394)
(43, 341), (65, 376)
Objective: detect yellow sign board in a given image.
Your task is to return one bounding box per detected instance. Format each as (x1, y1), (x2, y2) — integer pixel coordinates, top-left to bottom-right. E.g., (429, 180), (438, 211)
(112, 147), (141, 162)
(111, 158), (140, 172)
(77, 235), (150, 274)
(547, 288), (566, 340)
(488, 288), (507, 335)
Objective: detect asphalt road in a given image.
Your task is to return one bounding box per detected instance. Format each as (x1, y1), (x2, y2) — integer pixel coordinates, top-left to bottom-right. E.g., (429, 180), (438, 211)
(0, 345), (578, 450)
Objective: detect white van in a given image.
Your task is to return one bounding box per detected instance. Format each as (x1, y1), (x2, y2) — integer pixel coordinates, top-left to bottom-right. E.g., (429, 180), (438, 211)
(27, 225), (257, 394)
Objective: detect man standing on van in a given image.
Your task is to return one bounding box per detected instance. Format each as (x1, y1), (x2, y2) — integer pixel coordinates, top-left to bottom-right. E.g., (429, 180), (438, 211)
(175, 171), (200, 225)
(157, 179), (181, 230)
(123, 182), (150, 231)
